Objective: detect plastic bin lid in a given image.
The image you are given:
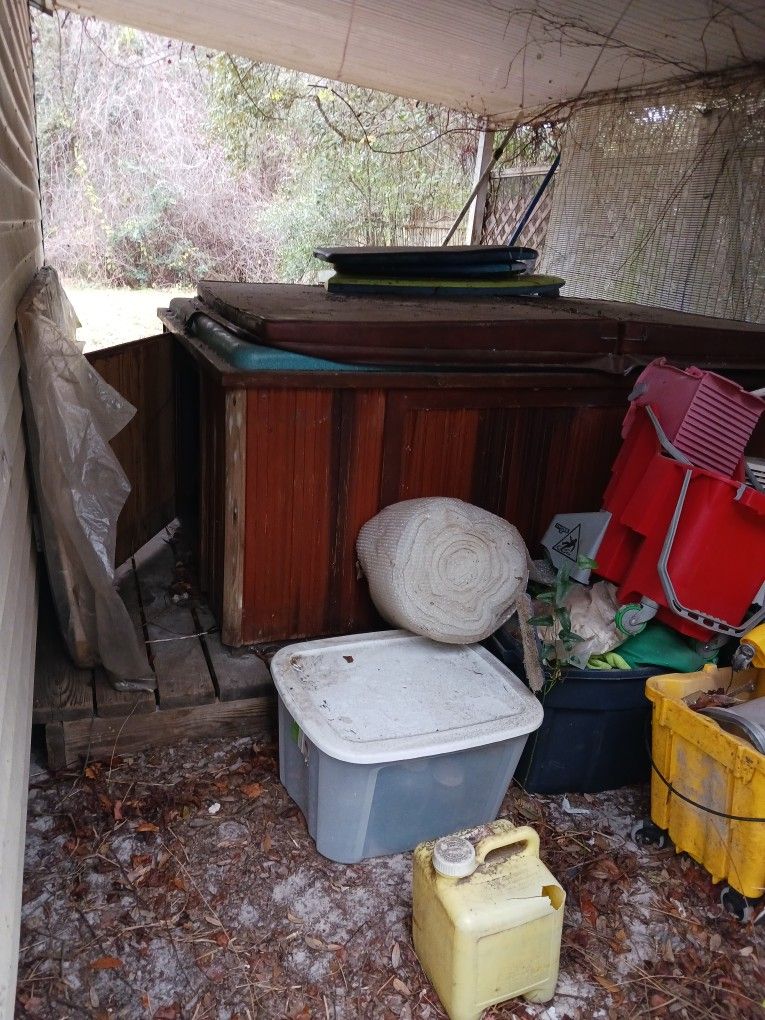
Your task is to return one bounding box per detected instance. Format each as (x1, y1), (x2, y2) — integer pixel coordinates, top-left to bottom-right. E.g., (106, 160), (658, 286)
(270, 630), (543, 764)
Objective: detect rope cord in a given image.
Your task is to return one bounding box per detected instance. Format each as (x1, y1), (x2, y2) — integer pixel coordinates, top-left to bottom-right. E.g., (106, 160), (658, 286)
(646, 723), (765, 824)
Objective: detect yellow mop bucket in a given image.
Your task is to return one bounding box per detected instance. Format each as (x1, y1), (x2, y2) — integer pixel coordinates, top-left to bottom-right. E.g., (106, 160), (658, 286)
(644, 665), (765, 904)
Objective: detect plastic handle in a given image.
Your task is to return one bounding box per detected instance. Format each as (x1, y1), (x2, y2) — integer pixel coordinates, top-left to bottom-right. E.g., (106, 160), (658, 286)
(657, 468), (765, 638)
(475, 825), (540, 864)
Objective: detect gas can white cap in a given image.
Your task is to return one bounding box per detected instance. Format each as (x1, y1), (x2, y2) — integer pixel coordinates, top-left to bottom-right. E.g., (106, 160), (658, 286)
(432, 835), (477, 878)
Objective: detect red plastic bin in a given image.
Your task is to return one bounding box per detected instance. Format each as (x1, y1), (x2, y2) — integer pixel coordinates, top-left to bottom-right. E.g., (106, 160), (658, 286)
(596, 410), (765, 642)
(625, 358), (763, 479)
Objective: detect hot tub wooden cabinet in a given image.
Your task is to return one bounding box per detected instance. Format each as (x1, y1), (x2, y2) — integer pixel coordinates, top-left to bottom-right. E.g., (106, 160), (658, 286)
(161, 283), (765, 647)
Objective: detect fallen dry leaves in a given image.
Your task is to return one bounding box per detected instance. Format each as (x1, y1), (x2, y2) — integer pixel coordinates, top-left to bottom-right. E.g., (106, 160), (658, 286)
(578, 890), (598, 929)
(17, 735), (765, 1020)
(90, 956), (123, 971)
(241, 781), (265, 799)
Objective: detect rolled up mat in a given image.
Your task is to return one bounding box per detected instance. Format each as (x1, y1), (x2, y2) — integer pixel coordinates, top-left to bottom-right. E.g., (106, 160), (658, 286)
(357, 498), (543, 689)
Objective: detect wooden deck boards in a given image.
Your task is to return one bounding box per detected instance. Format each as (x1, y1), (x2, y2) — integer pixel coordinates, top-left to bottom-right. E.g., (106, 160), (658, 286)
(32, 581), (95, 723)
(33, 524), (275, 767)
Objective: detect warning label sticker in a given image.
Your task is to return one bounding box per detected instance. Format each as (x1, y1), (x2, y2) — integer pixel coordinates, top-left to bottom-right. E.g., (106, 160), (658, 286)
(552, 522), (580, 563)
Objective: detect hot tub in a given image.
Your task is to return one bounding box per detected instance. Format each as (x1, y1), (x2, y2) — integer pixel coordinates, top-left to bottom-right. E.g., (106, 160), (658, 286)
(160, 282), (764, 646)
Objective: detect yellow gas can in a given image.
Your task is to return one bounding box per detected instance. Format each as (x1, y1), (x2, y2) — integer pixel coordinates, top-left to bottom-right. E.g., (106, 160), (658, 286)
(412, 821), (565, 1020)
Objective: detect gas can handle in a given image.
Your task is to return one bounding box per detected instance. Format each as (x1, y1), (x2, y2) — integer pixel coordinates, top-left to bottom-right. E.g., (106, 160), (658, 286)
(475, 825), (540, 863)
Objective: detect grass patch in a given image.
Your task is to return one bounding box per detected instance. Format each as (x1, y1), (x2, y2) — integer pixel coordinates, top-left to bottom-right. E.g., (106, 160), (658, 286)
(65, 281), (193, 352)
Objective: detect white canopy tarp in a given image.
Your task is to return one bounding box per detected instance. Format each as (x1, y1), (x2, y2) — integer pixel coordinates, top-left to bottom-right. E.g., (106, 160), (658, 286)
(51, 0), (765, 122)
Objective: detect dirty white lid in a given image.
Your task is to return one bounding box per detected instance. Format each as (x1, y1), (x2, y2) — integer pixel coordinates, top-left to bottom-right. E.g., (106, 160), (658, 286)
(270, 630), (543, 764)
(433, 836), (477, 878)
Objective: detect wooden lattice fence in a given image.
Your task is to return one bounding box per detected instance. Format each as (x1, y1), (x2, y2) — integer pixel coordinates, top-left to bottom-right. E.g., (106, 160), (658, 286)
(481, 169), (556, 254)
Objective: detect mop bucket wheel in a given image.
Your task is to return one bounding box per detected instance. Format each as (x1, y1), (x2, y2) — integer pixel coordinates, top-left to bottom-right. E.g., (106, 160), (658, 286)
(615, 604), (648, 636)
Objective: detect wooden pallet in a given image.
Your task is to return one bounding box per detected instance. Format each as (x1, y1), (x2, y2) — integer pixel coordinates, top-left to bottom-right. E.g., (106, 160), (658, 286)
(33, 526), (275, 768)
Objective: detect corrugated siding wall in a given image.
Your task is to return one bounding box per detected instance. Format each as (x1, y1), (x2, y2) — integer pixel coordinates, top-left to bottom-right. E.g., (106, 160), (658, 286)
(0, 0), (42, 1015)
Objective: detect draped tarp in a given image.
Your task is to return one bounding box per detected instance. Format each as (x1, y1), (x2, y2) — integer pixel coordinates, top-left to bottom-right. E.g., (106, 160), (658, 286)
(50, 0), (765, 125)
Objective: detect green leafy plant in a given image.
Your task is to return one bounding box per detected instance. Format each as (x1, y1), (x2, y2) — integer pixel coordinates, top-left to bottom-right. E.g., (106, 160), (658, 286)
(529, 555), (598, 684)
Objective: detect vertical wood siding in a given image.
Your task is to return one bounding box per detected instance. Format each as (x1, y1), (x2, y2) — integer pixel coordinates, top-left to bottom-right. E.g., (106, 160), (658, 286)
(0, 1), (42, 1016)
(86, 335), (177, 566)
(187, 376), (636, 646)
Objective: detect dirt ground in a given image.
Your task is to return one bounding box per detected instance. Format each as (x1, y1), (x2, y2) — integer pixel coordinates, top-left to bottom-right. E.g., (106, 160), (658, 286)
(63, 282), (194, 352)
(18, 734), (764, 1020)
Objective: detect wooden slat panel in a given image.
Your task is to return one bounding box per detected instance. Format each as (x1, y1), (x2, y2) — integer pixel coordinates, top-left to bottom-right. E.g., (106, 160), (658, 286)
(149, 631), (214, 711)
(195, 281), (622, 369)
(201, 377), (636, 644)
(397, 407), (481, 501)
(32, 575), (94, 724)
(46, 695), (275, 770)
(221, 390), (245, 645)
(92, 666), (156, 718)
(499, 407), (559, 541)
(91, 563), (156, 717)
(241, 388), (335, 642)
(384, 388), (630, 553)
(197, 371), (213, 591)
(173, 343), (202, 569)
(530, 404), (625, 541)
(194, 604), (273, 702)
(134, 533), (215, 709)
(470, 405), (521, 516)
(199, 373), (224, 602)
(87, 335), (176, 565)
(188, 368), (227, 633)
(329, 389), (386, 632)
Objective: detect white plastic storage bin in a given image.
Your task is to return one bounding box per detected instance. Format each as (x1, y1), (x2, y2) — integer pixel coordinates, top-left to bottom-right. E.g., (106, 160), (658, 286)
(270, 631), (543, 862)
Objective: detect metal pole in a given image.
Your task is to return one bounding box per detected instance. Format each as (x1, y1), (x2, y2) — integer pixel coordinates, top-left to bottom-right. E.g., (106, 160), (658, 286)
(442, 129), (513, 246)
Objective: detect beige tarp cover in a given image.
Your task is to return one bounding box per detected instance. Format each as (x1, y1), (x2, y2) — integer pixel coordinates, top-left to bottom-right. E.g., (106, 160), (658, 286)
(52, 0), (765, 123)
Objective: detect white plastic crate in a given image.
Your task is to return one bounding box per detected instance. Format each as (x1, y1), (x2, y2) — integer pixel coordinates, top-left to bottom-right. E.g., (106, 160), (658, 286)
(271, 630), (543, 862)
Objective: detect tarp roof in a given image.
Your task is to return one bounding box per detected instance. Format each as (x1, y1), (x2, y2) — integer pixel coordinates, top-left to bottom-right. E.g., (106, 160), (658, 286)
(53, 0), (765, 122)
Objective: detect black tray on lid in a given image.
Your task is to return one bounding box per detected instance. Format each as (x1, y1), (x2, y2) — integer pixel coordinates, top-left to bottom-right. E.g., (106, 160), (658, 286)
(313, 245), (538, 276)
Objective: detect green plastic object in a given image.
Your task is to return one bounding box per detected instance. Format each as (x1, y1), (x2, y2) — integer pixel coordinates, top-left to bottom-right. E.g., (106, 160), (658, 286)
(587, 652), (631, 671)
(615, 603), (648, 636)
(618, 621), (717, 673)
(325, 272), (564, 298)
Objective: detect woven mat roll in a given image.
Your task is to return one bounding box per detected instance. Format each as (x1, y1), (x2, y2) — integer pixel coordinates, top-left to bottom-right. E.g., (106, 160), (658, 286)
(357, 497), (529, 644)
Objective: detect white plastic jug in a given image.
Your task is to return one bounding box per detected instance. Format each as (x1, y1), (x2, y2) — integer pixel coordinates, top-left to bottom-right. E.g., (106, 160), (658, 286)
(412, 820), (565, 1020)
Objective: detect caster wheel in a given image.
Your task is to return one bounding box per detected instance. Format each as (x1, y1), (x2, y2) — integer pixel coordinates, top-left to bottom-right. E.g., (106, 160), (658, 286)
(615, 604), (648, 636)
(631, 820), (666, 848)
(720, 886), (761, 923)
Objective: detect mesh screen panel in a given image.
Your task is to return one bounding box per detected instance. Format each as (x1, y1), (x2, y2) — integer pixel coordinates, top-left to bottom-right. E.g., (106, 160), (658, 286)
(540, 83), (765, 321)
